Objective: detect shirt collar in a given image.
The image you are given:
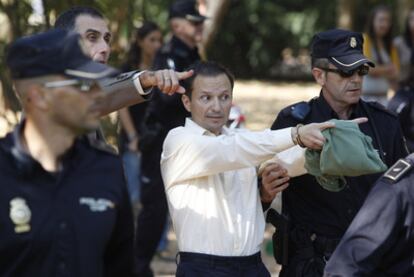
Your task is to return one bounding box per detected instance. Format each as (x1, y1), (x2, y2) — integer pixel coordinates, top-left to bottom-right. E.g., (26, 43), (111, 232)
(317, 91), (359, 119)
(184, 118), (229, 136)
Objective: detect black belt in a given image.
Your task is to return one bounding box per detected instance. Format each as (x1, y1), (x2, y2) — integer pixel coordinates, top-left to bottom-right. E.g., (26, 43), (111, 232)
(178, 251), (262, 267)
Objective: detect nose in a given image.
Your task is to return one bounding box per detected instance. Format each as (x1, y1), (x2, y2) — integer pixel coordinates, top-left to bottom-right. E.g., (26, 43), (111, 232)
(94, 39), (110, 62)
(211, 97), (221, 112)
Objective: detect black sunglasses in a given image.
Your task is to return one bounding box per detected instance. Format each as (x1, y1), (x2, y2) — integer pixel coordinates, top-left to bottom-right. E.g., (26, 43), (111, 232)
(318, 65), (370, 78)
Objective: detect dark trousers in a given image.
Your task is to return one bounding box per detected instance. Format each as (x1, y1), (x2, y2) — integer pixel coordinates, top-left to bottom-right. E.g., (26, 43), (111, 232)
(176, 252), (271, 277)
(134, 146), (168, 277)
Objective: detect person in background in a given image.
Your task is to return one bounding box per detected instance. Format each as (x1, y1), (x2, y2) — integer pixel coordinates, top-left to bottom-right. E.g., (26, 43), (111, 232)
(393, 9), (414, 83)
(388, 66), (414, 152)
(135, 1), (206, 275)
(362, 5), (400, 105)
(118, 22), (162, 210)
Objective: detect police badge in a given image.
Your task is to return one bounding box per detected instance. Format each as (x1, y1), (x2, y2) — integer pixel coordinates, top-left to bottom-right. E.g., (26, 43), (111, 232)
(9, 197), (31, 233)
(350, 37), (357, 48)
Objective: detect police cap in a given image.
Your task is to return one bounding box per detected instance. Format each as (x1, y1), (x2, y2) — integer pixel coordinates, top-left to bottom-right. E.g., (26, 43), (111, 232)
(6, 29), (119, 80)
(310, 29), (375, 73)
(169, 0), (207, 23)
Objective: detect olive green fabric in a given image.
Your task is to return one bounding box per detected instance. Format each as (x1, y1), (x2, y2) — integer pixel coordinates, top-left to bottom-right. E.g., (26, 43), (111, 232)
(305, 119), (387, 192)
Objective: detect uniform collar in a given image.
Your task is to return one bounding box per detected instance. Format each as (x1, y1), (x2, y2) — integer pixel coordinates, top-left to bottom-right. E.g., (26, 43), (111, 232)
(9, 120), (79, 177)
(316, 91), (361, 119)
(171, 36), (199, 58)
(184, 117), (229, 136)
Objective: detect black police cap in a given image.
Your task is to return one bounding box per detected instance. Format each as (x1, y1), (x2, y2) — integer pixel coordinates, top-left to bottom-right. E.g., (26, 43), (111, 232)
(310, 29), (375, 73)
(6, 29), (119, 80)
(169, 0), (207, 22)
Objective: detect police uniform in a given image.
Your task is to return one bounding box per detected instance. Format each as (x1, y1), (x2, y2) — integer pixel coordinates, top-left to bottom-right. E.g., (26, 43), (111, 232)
(134, 1), (206, 276)
(1, 29), (135, 277)
(0, 124), (134, 276)
(269, 29), (408, 276)
(324, 153), (414, 276)
(388, 84), (414, 152)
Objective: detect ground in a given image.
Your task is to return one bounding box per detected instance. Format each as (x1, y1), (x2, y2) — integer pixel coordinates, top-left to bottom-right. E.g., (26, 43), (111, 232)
(150, 80), (320, 276)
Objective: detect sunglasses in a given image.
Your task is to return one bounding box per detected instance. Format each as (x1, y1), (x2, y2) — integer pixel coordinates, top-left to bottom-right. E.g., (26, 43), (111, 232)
(43, 79), (98, 92)
(318, 65), (370, 78)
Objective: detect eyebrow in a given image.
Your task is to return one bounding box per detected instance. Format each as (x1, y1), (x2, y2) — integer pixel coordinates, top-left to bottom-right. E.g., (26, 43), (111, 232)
(85, 29), (112, 38)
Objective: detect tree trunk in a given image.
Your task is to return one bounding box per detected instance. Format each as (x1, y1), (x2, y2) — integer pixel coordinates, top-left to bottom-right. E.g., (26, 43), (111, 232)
(337, 0), (355, 30)
(198, 0), (231, 59)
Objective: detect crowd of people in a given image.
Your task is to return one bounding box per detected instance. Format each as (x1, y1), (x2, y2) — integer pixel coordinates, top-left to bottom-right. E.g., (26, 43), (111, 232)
(1, 1), (414, 277)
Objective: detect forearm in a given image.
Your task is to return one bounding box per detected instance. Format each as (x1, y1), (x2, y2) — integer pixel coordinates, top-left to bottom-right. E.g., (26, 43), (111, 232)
(97, 71), (150, 116)
(119, 108), (138, 137)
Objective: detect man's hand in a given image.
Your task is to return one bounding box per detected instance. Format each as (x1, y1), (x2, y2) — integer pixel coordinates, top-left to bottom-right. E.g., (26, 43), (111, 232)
(139, 69), (194, 95)
(298, 117), (368, 150)
(260, 163), (290, 203)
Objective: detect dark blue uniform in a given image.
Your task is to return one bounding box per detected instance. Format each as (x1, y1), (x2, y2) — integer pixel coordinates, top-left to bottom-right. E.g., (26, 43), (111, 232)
(388, 84), (414, 152)
(0, 123), (134, 277)
(135, 35), (200, 276)
(271, 93), (408, 276)
(324, 153), (414, 276)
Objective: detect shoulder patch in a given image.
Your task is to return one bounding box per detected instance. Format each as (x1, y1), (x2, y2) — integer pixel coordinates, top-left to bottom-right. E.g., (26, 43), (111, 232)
(365, 101), (397, 118)
(383, 159), (412, 183)
(287, 101), (311, 121)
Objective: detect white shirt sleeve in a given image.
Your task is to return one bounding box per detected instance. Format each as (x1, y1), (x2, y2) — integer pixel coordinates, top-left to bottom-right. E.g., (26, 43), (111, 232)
(132, 71), (152, 96)
(161, 127), (301, 188)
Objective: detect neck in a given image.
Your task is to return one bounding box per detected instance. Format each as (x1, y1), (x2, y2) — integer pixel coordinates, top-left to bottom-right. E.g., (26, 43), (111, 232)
(22, 117), (76, 172)
(140, 53), (153, 70)
(175, 34), (197, 49)
(322, 92), (354, 120)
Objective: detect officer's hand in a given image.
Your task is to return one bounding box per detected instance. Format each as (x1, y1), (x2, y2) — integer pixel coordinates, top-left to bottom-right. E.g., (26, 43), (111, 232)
(139, 69), (194, 95)
(260, 163), (290, 203)
(298, 117), (368, 150)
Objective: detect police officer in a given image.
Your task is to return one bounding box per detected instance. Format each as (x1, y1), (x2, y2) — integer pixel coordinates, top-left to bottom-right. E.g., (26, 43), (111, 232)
(0, 29), (134, 276)
(388, 66), (414, 152)
(135, 1), (206, 275)
(266, 29), (408, 276)
(324, 153), (414, 276)
(55, 6), (193, 117)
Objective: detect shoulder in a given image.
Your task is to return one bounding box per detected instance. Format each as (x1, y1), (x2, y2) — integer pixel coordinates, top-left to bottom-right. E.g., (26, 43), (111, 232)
(276, 99), (314, 123)
(383, 154), (414, 184)
(363, 101), (398, 119)
(82, 136), (118, 157)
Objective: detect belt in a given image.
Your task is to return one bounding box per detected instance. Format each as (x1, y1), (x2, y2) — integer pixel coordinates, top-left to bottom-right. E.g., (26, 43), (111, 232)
(177, 251), (262, 267)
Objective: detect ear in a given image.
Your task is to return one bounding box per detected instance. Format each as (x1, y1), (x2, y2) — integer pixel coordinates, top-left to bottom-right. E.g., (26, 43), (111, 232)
(181, 94), (191, 113)
(311, 67), (326, 86)
(26, 84), (49, 111)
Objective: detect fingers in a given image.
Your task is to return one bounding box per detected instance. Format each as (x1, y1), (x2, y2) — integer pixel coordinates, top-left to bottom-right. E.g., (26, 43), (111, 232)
(316, 121), (335, 131)
(153, 69), (192, 95)
(176, 70), (194, 80)
(351, 117), (368, 124)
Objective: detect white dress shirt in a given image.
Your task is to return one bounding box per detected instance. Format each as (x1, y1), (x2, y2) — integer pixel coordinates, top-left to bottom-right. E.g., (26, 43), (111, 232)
(161, 118), (304, 256)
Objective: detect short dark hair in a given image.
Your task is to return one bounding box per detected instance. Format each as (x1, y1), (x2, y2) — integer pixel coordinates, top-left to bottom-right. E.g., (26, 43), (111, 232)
(183, 61), (234, 99)
(311, 57), (330, 69)
(55, 6), (104, 31)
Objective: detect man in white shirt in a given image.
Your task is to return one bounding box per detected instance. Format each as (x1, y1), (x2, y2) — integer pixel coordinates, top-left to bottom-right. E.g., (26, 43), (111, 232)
(160, 61), (340, 276)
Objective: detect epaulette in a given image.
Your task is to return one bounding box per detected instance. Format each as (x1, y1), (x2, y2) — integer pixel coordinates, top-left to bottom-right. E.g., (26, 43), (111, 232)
(282, 101), (311, 122)
(87, 137), (118, 156)
(383, 158), (412, 183)
(365, 101), (398, 117)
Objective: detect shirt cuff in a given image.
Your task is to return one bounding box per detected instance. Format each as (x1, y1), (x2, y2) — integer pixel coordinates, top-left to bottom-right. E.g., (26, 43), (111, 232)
(132, 71), (153, 96)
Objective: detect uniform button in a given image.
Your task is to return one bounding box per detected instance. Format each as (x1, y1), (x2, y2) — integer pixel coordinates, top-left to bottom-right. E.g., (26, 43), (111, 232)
(59, 222), (67, 230)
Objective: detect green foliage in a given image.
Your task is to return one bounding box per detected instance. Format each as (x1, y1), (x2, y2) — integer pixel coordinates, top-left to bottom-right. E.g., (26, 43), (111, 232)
(208, 0), (337, 79)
